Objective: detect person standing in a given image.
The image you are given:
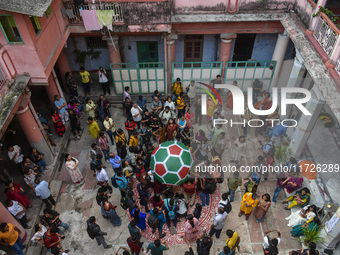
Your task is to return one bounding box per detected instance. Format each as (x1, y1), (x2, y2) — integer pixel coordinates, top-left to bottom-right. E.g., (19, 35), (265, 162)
(7, 145), (24, 173)
(184, 215), (200, 242)
(69, 110), (82, 139)
(196, 233), (213, 255)
(252, 79), (263, 104)
(65, 72), (79, 99)
(64, 154), (83, 184)
(95, 166), (113, 194)
(230, 136), (247, 164)
(199, 178), (216, 207)
(6, 200), (31, 229)
(253, 193), (271, 223)
(239, 192), (259, 220)
(40, 208), (69, 231)
(131, 103), (143, 129)
(172, 78), (183, 101)
(109, 153), (121, 173)
(263, 229), (281, 254)
(86, 98), (96, 119)
(87, 216), (112, 249)
(100, 197), (122, 227)
(116, 128), (127, 159)
(128, 220), (142, 241)
(112, 170), (128, 198)
(80, 67), (93, 96)
(103, 115), (116, 145)
(227, 172), (242, 202)
(0, 223), (24, 255)
(210, 124), (223, 148)
(226, 229), (240, 255)
(54, 95), (69, 124)
(147, 239), (169, 255)
(127, 235), (143, 255)
(97, 67), (110, 95)
(51, 109), (66, 137)
(35, 180), (56, 208)
(98, 132), (110, 162)
(181, 177), (197, 207)
(176, 92), (186, 119)
(99, 94), (111, 118)
(214, 132), (227, 157)
(87, 117), (100, 140)
(227, 81), (237, 109)
(209, 207), (228, 239)
(123, 86), (131, 102)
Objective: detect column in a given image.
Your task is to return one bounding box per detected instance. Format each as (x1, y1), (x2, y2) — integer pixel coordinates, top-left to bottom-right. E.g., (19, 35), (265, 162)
(308, 0), (328, 33)
(107, 35), (121, 64)
(325, 36), (340, 68)
(290, 85), (325, 158)
(167, 34), (177, 93)
(56, 49), (72, 93)
(219, 33), (237, 78)
(46, 73), (60, 106)
(16, 102), (54, 165)
(271, 31), (290, 87)
(284, 50), (306, 117)
(0, 202), (27, 242)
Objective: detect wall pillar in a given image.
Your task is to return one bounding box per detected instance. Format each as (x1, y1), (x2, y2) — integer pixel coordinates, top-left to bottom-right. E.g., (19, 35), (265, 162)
(56, 49), (71, 93)
(167, 34), (177, 93)
(271, 31), (290, 87)
(285, 50), (306, 117)
(107, 36), (121, 64)
(325, 36), (340, 68)
(16, 97), (54, 165)
(0, 202), (26, 242)
(46, 73), (60, 106)
(219, 33), (236, 78)
(290, 85), (325, 158)
(308, 0), (328, 33)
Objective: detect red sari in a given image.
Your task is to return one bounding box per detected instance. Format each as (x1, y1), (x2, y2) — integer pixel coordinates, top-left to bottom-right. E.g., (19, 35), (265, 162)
(5, 183), (30, 208)
(165, 123), (178, 140)
(227, 91), (233, 109)
(51, 113), (65, 136)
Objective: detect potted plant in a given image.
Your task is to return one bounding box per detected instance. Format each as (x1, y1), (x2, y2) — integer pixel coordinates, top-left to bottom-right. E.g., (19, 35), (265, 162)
(299, 226), (324, 246)
(275, 143), (292, 163)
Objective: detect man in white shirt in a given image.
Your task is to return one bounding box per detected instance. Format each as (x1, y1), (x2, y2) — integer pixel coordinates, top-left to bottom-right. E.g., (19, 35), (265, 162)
(263, 229), (281, 253)
(159, 106), (175, 125)
(131, 103), (143, 129)
(97, 67), (110, 95)
(6, 200), (31, 229)
(95, 165), (112, 193)
(186, 80), (197, 99)
(209, 207), (228, 239)
(7, 144), (24, 173)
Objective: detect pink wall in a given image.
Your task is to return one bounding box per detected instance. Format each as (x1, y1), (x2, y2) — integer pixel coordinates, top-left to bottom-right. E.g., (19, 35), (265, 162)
(174, 0), (225, 8)
(0, 0), (68, 84)
(173, 0), (226, 13)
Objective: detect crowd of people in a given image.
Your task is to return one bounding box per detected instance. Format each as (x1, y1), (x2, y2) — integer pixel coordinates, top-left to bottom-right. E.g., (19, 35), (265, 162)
(0, 73), (320, 255)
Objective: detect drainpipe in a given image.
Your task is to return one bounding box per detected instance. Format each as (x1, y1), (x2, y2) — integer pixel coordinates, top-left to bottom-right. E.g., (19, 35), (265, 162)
(164, 33), (168, 95)
(227, 0), (239, 14)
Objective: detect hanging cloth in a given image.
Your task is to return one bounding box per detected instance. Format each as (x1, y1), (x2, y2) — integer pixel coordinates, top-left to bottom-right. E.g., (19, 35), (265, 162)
(96, 10), (114, 31)
(80, 10), (100, 31)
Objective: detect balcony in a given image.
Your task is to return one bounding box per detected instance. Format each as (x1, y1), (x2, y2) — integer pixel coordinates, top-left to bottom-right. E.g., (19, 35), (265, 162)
(63, 2), (123, 25)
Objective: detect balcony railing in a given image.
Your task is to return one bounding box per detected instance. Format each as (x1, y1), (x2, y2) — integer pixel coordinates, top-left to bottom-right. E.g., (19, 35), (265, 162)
(0, 64), (8, 90)
(335, 57), (340, 76)
(313, 12), (340, 57)
(63, 2), (123, 24)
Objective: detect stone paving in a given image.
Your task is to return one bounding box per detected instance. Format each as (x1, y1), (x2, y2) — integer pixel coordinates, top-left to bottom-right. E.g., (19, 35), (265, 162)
(35, 101), (302, 255)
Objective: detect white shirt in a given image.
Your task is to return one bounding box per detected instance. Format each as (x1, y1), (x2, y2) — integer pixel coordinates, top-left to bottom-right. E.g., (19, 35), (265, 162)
(8, 201), (25, 219)
(96, 168), (109, 183)
(187, 84), (197, 99)
(218, 199), (228, 208)
(131, 106), (142, 122)
(31, 225), (47, 243)
(176, 198), (187, 214)
(103, 118), (116, 132)
(98, 69), (108, 83)
(159, 110), (175, 125)
(263, 236), (281, 249)
(213, 210), (228, 230)
(164, 101), (175, 111)
(8, 145), (23, 164)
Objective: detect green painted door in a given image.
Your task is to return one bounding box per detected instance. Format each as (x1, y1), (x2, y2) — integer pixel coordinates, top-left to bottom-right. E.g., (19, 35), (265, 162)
(137, 41), (158, 67)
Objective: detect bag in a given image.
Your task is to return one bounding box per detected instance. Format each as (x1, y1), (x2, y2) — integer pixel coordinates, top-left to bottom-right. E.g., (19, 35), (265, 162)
(148, 214), (160, 229)
(111, 175), (123, 188)
(34, 175), (41, 185)
(264, 238), (279, 255)
(205, 181), (217, 194)
(120, 196), (128, 210)
(43, 233), (52, 247)
(166, 205), (176, 220)
(87, 224), (95, 239)
(220, 198), (232, 214)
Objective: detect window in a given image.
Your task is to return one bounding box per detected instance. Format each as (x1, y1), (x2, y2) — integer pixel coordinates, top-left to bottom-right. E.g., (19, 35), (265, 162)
(30, 16), (41, 35)
(137, 41), (159, 67)
(0, 15), (23, 44)
(184, 35), (203, 62)
(45, 6), (52, 18)
(86, 37), (107, 48)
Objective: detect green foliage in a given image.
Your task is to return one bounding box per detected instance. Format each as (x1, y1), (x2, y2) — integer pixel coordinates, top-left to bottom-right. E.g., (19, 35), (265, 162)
(299, 226), (324, 245)
(313, 6), (339, 24)
(73, 49), (101, 66)
(275, 144), (292, 163)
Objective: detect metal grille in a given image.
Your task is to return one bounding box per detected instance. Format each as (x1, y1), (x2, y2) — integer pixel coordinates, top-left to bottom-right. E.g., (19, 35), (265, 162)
(314, 15), (338, 56)
(0, 64), (8, 90)
(63, 2), (123, 24)
(335, 57), (340, 76)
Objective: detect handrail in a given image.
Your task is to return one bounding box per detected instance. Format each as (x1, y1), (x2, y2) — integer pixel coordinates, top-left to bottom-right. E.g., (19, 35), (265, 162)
(320, 12), (340, 35)
(307, 0), (317, 8)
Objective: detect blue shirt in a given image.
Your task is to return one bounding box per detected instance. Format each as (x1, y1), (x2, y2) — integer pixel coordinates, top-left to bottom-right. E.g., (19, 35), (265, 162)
(262, 141), (273, 152)
(110, 155), (121, 169)
(272, 124), (287, 137)
(54, 98), (66, 113)
(151, 100), (162, 109)
(35, 180), (51, 199)
(137, 97), (147, 110)
(115, 175), (128, 191)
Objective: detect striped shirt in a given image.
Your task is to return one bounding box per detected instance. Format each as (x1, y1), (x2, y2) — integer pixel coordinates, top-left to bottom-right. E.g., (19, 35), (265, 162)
(98, 136), (109, 150)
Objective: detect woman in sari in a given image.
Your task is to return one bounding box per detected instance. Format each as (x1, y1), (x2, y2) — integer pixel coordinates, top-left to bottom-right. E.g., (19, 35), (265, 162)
(50, 109), (66, 136)
(283, 187), (311, 210)
(5, 182), (30, 208)
(285, 175), (304, 193)
(253, 193), (271, 223)
(65, 154), (83, 184)
(153, 124), (167, 144)
(165, 118), (178, 141)
(239, 192), (259, 220)
(206, 96), (217, 121)
(227, 80), (237, 109)
(100, 197), (121, 227)
(286, 205), (317, 227)
(291, 216), (321, 237)
(131, 207), (147, 231)
(185, 214), (200, 242)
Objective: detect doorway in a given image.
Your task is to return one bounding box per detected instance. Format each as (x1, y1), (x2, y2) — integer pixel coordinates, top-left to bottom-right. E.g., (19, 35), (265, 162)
(232, 34), (256, 64)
